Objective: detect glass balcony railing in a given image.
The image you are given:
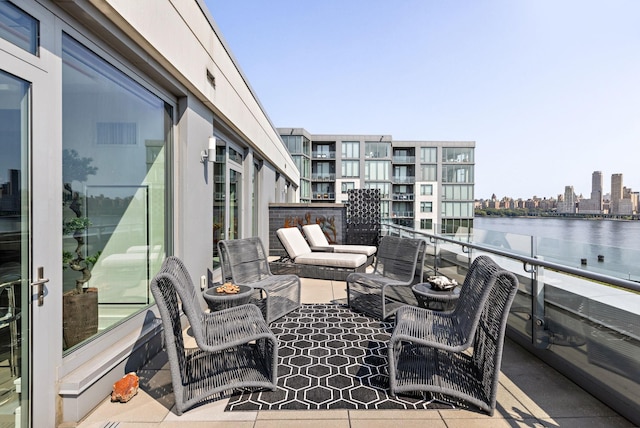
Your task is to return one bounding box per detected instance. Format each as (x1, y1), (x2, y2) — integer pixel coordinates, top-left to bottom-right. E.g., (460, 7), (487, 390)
(311, 173), (335, 181)
(381, 222), (640, 426)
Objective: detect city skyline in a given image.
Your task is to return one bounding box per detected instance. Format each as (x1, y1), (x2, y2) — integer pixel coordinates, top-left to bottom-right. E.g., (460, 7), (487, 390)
(484, 170), (637, 202)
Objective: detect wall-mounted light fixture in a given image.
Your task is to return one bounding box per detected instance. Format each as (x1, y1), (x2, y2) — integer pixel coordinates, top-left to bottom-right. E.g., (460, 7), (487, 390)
(201, 136), (216, 163)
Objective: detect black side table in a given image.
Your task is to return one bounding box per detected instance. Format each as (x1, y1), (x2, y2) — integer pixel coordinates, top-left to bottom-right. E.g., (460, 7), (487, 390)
(412, 282), (461, 311)
(203, 283), (254, 311)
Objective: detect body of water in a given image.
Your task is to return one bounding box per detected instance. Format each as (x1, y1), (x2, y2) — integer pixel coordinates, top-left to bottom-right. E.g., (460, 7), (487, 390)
(473, 216), (640, 281)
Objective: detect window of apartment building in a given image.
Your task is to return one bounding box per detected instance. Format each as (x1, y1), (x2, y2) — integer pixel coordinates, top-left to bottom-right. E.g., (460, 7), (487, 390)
(420, 184), (433, 195)
(442, 201), (474, 217)
(441, 218), (473, 235)
(443, 184), (474, 200)
(421, 164), (437, 181)
(342, 160), (359, 177)
(62, 33), (171, 350)
(420, 201), (433, 213)
(0, 1), (39, 54)
(293, 155), (310, 177)
(420, 219), (433, 230)
(442, 165), (473, 183)
(341, 182), (355, 193)
(365, 182), (390, 199)
(365, 160), (390, 180)
(443, 147), (474, 163)
(342, 141), (359, 158)
(420, 147), (437, 163)
(365, 141), (390, 158)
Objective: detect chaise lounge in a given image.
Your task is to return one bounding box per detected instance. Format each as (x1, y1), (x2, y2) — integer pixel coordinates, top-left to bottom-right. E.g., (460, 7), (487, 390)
(302, 223), (376, 266)
(273, 227), (369, 281)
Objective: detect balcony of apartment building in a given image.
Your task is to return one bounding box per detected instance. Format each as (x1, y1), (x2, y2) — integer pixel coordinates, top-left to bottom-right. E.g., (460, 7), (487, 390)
(311, 150), (336, 159)
(392, 147), (416, 164)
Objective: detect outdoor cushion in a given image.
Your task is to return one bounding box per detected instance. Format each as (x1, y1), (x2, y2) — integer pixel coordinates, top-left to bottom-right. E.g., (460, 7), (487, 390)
(302, 224), (377, 256)
(276, 227), (367, 268)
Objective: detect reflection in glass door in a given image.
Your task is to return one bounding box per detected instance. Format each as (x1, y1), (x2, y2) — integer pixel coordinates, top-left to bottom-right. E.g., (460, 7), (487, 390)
(0, 70), (30, 427)
(228, 169), (241, 240)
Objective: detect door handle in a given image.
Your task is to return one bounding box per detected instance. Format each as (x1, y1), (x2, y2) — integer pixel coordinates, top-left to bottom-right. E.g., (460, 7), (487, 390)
(30, 266), (50, 306)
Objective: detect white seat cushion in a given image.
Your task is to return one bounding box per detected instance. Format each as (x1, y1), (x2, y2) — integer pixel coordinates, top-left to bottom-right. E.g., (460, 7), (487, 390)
(302, 224), (376, 256)
(277, 227), (367, 268)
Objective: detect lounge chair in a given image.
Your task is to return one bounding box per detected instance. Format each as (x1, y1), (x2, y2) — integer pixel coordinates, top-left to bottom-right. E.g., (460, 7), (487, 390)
(388, 256), (519, 415)
(346, 235), (426, 320)
(302, 223), (376, 265)
(274, 227), (368, 281)
(150, 256), (278, 415)
(218, 237), (301, 324)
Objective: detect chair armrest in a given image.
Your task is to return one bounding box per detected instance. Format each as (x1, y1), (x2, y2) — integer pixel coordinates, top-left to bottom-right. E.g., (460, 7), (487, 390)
(310, 246), (335, 252)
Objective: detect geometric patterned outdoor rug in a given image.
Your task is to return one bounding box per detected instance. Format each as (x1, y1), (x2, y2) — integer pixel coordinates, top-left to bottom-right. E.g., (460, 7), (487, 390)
(225, 304), (447, 411)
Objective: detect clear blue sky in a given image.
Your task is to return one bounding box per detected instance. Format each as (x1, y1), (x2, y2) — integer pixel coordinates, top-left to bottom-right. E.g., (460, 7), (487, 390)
(204, 0), (640, 200)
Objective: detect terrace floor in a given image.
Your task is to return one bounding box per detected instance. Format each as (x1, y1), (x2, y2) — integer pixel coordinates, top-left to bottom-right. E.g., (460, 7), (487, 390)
(72, 277), (633, 428)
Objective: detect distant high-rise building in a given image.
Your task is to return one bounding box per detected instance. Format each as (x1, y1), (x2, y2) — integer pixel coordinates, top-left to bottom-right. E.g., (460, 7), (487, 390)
(611, 173), (623, 214)
(558, 185), (576, 213)
(591, 171), (603, 211)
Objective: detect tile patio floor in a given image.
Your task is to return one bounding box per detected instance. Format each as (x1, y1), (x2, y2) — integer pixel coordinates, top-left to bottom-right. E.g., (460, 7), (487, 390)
(71, 278), (633, 428)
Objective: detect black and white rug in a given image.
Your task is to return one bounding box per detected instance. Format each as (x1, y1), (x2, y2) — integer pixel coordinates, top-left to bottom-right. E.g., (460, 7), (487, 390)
(225, 304), (444, 411)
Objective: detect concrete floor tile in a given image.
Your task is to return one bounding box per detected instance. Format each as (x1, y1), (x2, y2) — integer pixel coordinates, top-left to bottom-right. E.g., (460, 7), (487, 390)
(444, 418), (546, 428)
(348, 409), (443, 419)
(77, 391), (169, 425)
(254, 419), (350, 428)
(350, 419), (447, 428)
(257, 410), (348, 420)
(538, 417), (635, 427)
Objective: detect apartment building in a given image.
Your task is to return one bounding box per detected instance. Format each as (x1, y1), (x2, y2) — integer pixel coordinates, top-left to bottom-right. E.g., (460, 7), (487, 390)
(278, 128), (475, 234)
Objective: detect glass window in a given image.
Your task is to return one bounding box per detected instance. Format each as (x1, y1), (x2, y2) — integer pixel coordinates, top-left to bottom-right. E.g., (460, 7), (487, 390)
(420, 184), (433, 196)
(420, 219), (433, 230)
(420, 147), (437, 163)
(365, 182), (389, 199)
(420, 202), (433, 213)
(62, 33), (171, 351)
(442, 147), (474, 163)
(341, 182), (355, 193)
(0, 1), (38, 54)
(365, 142), (390, 158)
(442, 201), (474, 217)
(341, 160), (359, 178)
(342, 141), (359, 158)
(443, 184), (474, 200)
(421, 165), (437, 181)
(364, 160), (390, 180)
(442, 165), (473, 183)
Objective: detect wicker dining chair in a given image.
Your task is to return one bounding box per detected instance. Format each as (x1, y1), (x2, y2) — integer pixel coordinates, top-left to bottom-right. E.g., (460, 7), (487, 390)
(150, 256), (278, 415)
(218, 237), (301, 324)
(388, 256), (519, 415)
(346, 235), (426, 320)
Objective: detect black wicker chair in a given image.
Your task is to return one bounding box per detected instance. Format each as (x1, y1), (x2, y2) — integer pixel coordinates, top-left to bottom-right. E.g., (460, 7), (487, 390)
(150, 256), (278, 415)
(346, 235), (426, 320)
(219, 237), (301, 324)
(388, 256), (519, 415)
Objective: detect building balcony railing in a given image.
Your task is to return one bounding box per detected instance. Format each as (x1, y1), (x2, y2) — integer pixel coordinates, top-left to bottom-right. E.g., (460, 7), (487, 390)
(392, 155), (415, 163)
(391, 211), (414, 218)
(392, 193), (414, 201)
(391, 176), (415, 184)
(312, 151), (336, 159)
(311, 173), (336, 181)
(312, 192), (335, 200)
(381, 222), (640, 427)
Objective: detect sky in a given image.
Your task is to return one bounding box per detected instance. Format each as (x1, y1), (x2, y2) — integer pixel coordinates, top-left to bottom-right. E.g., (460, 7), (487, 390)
(204, 0), (640, 200)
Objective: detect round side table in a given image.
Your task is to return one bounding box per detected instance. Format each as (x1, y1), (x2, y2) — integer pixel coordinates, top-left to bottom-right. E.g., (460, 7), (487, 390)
(412, 282), (460, 311)
(203, 284), (254, 311)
